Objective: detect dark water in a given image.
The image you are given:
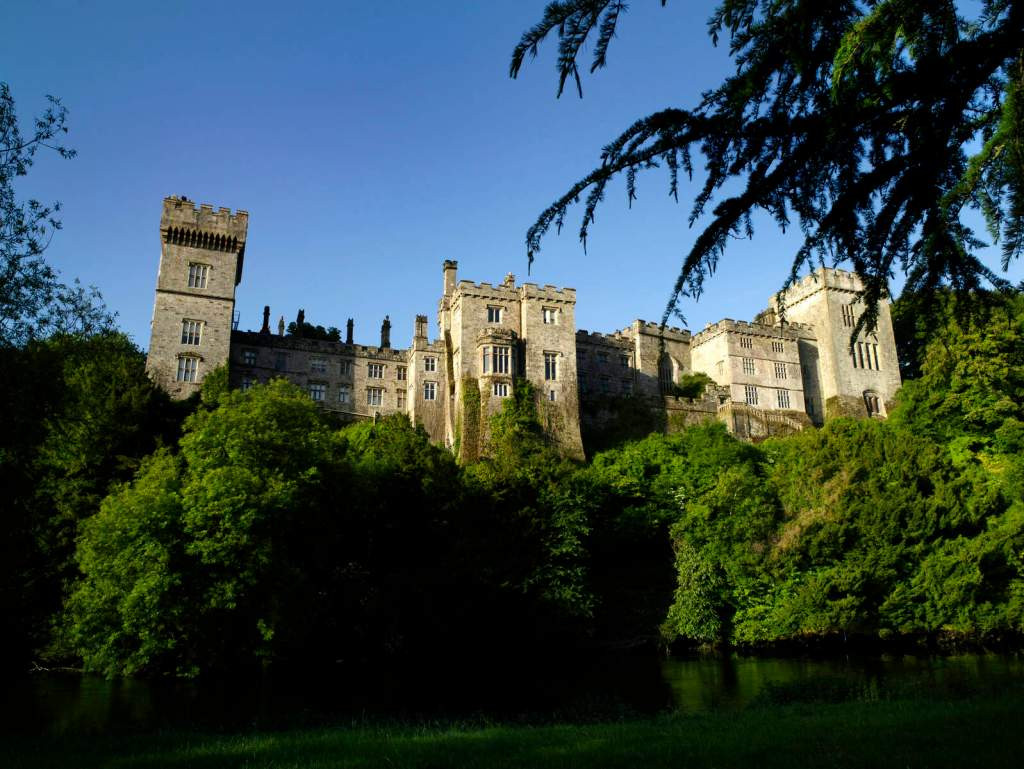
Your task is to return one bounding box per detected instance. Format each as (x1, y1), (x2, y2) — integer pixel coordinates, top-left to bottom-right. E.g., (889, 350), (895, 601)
(4, 653), (1022, 735)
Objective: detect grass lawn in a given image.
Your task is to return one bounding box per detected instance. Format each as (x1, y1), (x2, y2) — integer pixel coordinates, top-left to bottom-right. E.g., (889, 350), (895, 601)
(7, 692), (1024, 769)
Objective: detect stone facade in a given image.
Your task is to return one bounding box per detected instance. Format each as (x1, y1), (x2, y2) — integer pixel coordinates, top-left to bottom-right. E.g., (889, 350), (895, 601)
(145, 198), (902, 454)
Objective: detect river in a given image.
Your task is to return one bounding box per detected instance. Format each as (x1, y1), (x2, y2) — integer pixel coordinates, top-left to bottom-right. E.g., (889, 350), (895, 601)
(5, 653), (1022, 735)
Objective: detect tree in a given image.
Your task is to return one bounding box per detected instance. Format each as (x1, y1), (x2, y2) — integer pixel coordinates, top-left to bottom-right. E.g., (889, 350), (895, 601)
(511, 2), (1024, 331)
(0, 82), (112, 346)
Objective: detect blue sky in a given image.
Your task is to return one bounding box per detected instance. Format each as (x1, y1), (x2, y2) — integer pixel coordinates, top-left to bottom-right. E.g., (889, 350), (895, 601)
(4, 1), (1021, 350)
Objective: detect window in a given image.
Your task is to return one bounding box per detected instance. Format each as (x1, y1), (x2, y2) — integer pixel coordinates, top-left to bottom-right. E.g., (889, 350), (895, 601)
(857, 342), (865, 369)
(865, 391), (881, 416)
(367, 387), (383, 407)
(777, 389), (791, 409)
(872, 344), (880, 370)
(309, 383), (326, 401)
(397, 366), (407, 381)
(739, 336), (753, 349)
(622, 379), (633, 394)
(339, 360), (353, 376)
(544, 352), (558, 381)
(368, 363), (385, 379)
(242, 349), (257, 366)
(487, 306), (502, 323)
(424, 356), (437, 372)
(548, 389), (557, 401)
(423, 381), (437, 401)
(841, 304), (855, 327)
(483, 345), (511, 374)
(659, 354), (673, 394)
(620, 354), (629, 368)
(744, 385), (758, 406)
(181, 319), (203, 345)
(176, 356), (198, 382)
(397, 388), (406, 409)
(542, 307), (558, 324)
(742, 357), (755, 375)
(771, 341), (785, 353)
(338, 385), (351, 404)
(187, 262), (209, 288)
(774, 362), (787, 379)
(310, 356), (327, 374)
(493, 382), (509, 397)
(241, 377), (254, 391)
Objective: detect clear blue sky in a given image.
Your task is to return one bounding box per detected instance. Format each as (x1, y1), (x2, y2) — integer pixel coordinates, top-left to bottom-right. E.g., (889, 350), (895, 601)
(4, 1), (1021, 350)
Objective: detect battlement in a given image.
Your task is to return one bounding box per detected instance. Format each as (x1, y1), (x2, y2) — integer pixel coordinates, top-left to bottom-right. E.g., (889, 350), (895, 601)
(454, 280), (519, 300)
(519, 283), (577, 304)
(691, 317), (815, 347)
(161, 196), (249, 241)
(631, 319), (691, 342)
(232, 329), (409, 361)
(775, 266), (874, 308)
(575, 329), (632, 348)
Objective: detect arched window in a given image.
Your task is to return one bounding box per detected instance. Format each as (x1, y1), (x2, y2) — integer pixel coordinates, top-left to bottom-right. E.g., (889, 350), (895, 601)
(659, 353), (674, 394)
(863, 390), (883, 417)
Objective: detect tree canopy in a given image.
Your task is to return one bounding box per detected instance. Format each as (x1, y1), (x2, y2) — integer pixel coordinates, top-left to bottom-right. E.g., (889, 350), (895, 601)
(511, 1), (1024, 330)
(0, 82), (112, 347)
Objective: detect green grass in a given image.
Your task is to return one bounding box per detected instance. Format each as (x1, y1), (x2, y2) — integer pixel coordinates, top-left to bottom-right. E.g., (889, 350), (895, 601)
(8, 693), (1024, 769)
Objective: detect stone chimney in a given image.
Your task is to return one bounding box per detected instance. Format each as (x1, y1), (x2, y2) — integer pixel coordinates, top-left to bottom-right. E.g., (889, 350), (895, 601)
(260, 305), (271, 334)
(346, 318), (354, 345)
(414, 314), (428, 341)
(443, 260), (458, 296)
(380, 315), (391, 349)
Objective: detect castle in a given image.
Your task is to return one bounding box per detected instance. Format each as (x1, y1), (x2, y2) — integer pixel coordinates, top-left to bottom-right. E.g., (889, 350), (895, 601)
(145, 197), (901, 457)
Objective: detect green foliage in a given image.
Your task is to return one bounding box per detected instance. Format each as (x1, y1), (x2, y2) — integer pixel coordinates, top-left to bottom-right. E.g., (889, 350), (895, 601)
(286, 320), (341, 341)
(672, 372), (714, 399)
(511, 2), (1024, 327)
(0, 82), (113, 346)
(457, 376), (481, 463)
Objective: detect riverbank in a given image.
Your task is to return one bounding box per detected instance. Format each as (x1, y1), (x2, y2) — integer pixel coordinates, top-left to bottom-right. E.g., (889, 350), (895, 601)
(8, 690), (1024, 769)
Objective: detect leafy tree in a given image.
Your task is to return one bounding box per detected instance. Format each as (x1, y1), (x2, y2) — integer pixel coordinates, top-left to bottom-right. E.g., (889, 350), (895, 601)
(0, 82), (112, 346)
(511, 2), (1024, 329)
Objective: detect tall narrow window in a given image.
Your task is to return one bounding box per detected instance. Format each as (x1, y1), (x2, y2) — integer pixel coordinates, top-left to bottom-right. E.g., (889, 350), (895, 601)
(396, 366), (407, 381)
(620, 354), (630, 368)
(742, 357), (755, 375)
(659, 354), (673, 393)
(774, 362), (787, 379)
(872, 344), (880, 370)
(487, 306), (502, 323)
(340, 359), (354, 376)
(181, 319), (203, 345)
(486, 345), (511, 374)
(338, 385), (351, 404)
(424, 357), (437, 372)
(544, 352), (558, 381)
(482, 346), (490, 373)
(842, 304), (855, 327)
(367, 387), (383, 407)
(188, 263), (209, 289)
(857, 342), (865, 369)
(744, 385), (758, 406)
(423, 381), (437, 401)
(548, 389), (557, 401)
(542, 307), (557, 324)
(777, 389), (791, 409)
(176, 356), (198, 382)
(397, 388), (406, 408)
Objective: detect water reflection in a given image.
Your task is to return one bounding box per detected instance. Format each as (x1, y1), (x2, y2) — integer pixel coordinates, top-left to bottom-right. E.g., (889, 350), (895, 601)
(5, 653), (1022, 735)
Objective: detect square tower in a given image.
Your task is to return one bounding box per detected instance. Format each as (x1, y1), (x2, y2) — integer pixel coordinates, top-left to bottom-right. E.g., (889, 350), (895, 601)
(145, 197), (248, 398)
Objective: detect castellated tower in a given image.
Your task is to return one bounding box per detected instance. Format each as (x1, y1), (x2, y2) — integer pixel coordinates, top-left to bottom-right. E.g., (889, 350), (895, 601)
(439, 261), (585, 461)
(145, 197), (248, 398)
(771, 268), (901, 419)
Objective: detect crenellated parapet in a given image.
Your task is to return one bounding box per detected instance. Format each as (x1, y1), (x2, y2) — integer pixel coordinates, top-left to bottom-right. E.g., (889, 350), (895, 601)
(231, 329), (410, 362)
(519, 283), (577, 305)
(161, 197), (248, 243)
(631, 319), (691, 343)
(692, 318), (816, 348)
(775, 267), (872, 309)
(575, 329), (633, 349)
